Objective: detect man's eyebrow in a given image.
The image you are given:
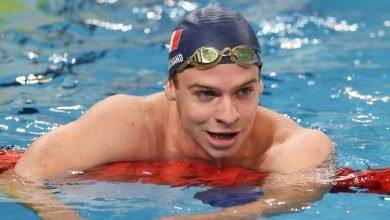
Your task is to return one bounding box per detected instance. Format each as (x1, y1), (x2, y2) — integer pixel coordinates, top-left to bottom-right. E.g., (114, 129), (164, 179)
(237, 78), (258, 88)
(187, 83), (215, 90)
(187, 78), (259, 90)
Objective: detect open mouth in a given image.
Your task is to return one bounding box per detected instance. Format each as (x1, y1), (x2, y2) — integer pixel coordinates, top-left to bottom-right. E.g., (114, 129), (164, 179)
(205, 131), (240, 149)
(207, 131), (238, 139)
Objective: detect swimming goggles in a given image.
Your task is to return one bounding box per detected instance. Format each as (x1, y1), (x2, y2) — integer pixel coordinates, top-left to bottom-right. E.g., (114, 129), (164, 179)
(176, 45), (262, 73)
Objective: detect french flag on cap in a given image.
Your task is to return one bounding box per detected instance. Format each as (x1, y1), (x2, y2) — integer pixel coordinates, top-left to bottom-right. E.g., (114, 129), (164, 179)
(169, 29), (183, 52)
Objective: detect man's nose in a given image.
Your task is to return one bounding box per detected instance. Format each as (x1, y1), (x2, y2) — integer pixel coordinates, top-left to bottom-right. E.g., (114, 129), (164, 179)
(215, 96), (240, 126)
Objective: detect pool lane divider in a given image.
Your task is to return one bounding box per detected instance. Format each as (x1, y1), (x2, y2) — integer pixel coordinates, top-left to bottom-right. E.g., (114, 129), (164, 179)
(1, 149), (389, 194)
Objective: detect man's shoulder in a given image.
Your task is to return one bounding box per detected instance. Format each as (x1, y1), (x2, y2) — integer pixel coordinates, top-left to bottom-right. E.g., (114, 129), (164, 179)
(99, 92), (164, 105)
(254, 107), (299, 135)
(258, 128), (333, 172)
(77, 92), (169, 133)
(255, 107), (294, 123)
(77, 92), (169, 149)
(91, 92), (167, 114)
(255, 107), (333, 172)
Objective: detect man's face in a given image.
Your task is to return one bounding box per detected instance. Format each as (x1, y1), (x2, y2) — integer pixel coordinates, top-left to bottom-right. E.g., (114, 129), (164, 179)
(168, 64), (263, 159)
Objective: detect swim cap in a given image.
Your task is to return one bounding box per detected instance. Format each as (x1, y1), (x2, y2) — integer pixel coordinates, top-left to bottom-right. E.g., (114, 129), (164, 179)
(168, 6), (261, 79)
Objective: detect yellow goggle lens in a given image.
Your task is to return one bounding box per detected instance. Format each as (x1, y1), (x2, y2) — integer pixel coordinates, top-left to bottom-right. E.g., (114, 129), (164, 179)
(193, 48), (219, 64)
(232, 46), (254, 65)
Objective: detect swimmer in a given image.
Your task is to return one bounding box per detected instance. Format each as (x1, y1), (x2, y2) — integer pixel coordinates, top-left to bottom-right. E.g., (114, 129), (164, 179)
(3, 7), (334, 219)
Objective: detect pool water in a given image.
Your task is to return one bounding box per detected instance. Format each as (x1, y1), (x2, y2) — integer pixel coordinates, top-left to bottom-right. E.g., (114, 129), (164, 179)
(0, 0), (389, 219)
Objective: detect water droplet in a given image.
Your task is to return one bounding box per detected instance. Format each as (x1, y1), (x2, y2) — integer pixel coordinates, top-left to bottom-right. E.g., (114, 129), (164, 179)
(216, 159), (222, 169)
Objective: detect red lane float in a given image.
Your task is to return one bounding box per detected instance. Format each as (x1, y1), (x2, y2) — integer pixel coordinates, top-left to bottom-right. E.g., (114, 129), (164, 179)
(1, 150), (389, 194)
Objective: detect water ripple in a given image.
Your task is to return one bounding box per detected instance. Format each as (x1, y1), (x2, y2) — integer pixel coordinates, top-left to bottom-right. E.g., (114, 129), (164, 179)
(344, 87), (389, 104)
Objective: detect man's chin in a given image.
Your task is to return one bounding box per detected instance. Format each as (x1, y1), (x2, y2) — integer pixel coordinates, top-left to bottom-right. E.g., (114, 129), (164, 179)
(204, 144), (240, 159)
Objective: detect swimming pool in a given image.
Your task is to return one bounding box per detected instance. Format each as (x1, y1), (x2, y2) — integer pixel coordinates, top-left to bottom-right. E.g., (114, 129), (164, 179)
(0, 0), (389, 219)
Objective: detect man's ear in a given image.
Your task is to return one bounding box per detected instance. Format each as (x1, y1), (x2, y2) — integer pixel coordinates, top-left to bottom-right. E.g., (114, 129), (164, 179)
(165, 80), (176, 101)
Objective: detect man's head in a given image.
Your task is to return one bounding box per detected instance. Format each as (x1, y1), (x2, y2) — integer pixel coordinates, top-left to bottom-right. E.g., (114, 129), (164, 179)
(168, 6), (262, 80)
(165, 7), (263, 159)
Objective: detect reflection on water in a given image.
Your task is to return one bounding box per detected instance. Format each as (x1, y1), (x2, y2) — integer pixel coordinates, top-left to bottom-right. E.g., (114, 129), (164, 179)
(257, 12), (359, 51)
(344, 87), (389, 104)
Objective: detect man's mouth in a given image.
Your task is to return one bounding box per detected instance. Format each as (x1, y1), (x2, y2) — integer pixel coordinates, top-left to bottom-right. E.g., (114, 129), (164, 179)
(207, 131), (238, 139)
(205, 131), (240, 149)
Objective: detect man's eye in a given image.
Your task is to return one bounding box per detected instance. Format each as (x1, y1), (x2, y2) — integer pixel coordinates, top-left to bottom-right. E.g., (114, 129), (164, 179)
(237, 87), (254, 98)
(194, 90), (215, 101)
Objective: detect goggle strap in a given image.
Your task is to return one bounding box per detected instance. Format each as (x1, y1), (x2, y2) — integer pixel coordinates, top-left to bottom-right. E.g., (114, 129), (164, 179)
(176, 60), (191, 74)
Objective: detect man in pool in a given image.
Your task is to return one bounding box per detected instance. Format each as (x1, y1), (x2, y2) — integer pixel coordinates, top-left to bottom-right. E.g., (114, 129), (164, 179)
(9, 6), (333, 219)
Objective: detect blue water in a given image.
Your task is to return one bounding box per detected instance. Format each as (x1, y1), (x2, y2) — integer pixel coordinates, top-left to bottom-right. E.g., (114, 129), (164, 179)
(0, 0), (389, 219)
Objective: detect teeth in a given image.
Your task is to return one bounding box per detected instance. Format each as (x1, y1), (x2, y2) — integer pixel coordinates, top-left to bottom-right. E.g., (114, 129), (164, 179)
(210, 132), (235, 139)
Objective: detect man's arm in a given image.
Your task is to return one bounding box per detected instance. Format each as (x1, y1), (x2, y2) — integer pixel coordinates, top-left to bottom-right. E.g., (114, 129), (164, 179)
(14, 94), (156, 180)
(219, 153), (337, 219)
(1, 94), (157, 219)
(0, 169), (85, 219)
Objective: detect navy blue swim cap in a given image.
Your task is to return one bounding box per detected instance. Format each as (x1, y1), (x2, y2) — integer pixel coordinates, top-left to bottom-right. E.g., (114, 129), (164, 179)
(168, 7), (261, 79)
